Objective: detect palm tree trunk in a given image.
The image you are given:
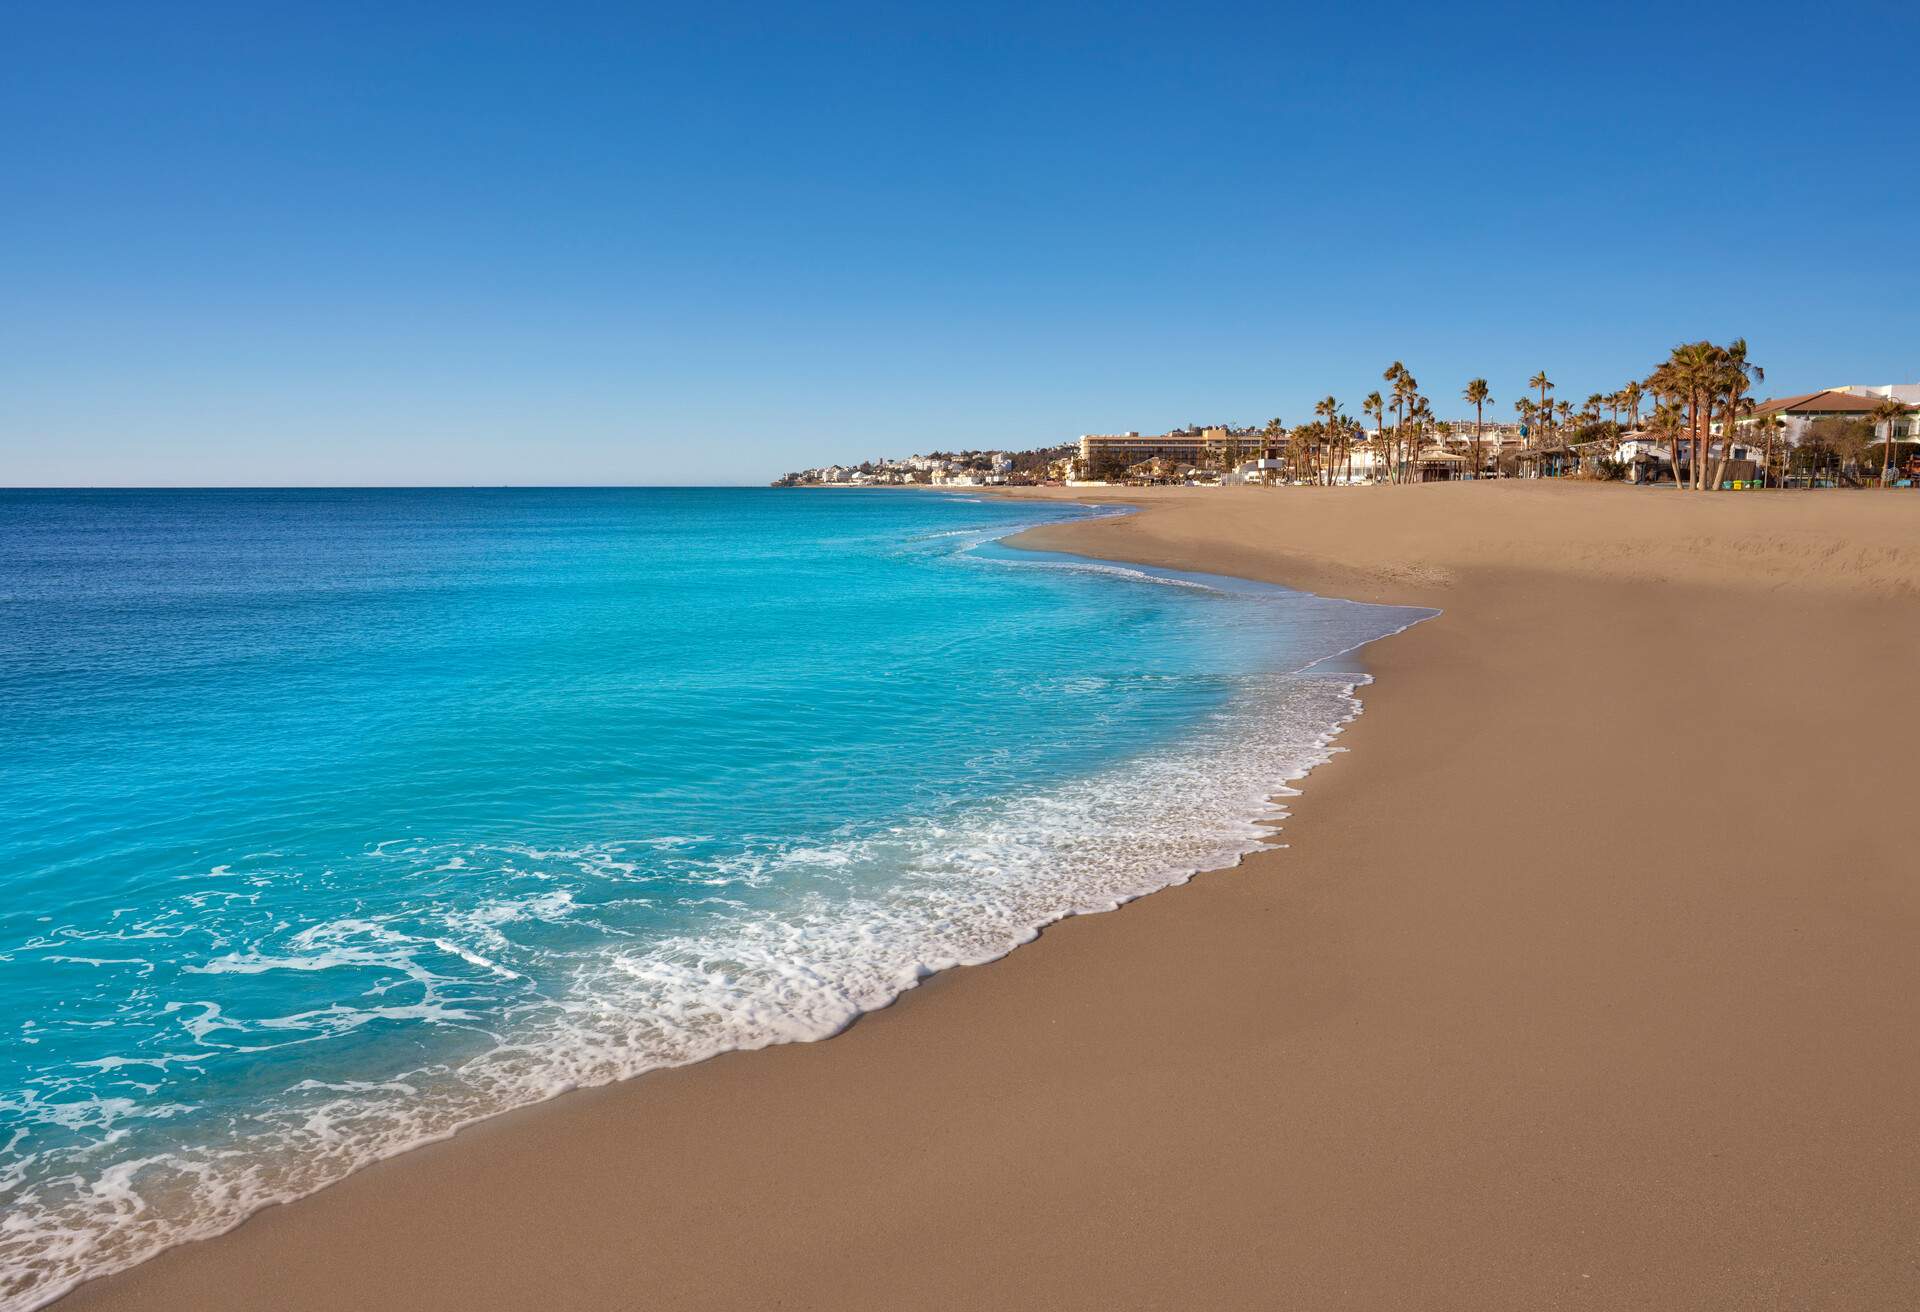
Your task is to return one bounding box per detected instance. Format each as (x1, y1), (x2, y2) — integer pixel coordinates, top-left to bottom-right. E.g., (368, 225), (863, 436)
(1707, 392), (1724, 489)
(1684, 392), (1698, 490)
(1702, 395), (1716, 490)
(1687, 396), (1698, 489)
(1391, 404), (1400, 484)
(1685, 392), (1697, 489)
(1728, 389), (1743, 491)
(1669, 395), (1684, 490)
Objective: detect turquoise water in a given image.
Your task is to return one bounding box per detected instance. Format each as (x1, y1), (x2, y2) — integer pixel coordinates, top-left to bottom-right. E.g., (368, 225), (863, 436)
(0, 488), (1424, 1306)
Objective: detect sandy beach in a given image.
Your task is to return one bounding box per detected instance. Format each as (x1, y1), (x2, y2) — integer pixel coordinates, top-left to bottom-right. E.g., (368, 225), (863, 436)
(55, 481), (1920, 1311)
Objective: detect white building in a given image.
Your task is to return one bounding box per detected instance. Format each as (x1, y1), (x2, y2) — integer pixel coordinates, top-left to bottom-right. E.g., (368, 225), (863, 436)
(1749, 389), (1908, 445)
(1232, 458), (1288, 485)
(1839, 383), (1920, 406)
(1613, 432), (1669, 463)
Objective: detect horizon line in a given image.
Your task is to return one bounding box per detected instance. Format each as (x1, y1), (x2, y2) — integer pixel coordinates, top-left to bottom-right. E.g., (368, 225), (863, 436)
(0, 483), (784, 492)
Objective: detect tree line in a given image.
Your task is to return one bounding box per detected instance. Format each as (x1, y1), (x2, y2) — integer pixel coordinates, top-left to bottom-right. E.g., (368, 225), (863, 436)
(1245, 341), (1910, 487)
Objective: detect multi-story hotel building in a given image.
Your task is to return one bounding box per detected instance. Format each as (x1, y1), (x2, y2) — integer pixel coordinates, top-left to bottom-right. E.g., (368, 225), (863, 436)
(1077, 427), (1270, 474)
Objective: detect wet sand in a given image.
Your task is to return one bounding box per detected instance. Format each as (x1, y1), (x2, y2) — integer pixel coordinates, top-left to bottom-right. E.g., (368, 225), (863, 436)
(56, 481), (1920, 1310)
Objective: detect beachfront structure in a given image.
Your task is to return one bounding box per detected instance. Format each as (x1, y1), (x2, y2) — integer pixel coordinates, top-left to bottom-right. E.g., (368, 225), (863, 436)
(1614, 432), (1669, 463)
(1077, 427), (1274, 477)
(1614, 429), (1763, 462)
(1500, 443), (1577, 478)
(1233, 458), (1288, 484)
(1077, 430), (1207, 471)
(1415, 447), (1470, 480)
(1342, 445), (1386, 482)
(1840, 383), (1920, 406)
(1611, 429), (1774, 484)
(1748, 389), (1911, 444)
(1454, 422), (1526, 451)
(1615, 435), (1675, 483)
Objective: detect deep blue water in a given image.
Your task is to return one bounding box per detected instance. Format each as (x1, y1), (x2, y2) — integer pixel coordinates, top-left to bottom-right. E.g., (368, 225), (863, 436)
(0, 488), (1423, 1306)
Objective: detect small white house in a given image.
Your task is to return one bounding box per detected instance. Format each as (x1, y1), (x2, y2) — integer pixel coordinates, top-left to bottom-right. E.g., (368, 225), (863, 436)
(1614, 433), (1669, 463)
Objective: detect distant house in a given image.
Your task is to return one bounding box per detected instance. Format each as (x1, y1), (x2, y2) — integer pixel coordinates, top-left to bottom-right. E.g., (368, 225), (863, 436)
(1750, 389), (1909, 445)
(1613, 431), (1669, 463)
(1342, 445), (1386, 482)
(1233, 458), (1287, 485)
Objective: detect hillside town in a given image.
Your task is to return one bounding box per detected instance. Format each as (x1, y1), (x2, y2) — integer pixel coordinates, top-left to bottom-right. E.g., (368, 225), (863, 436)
(775, 350), (1920, 492)
(772, 445), (1075, 488)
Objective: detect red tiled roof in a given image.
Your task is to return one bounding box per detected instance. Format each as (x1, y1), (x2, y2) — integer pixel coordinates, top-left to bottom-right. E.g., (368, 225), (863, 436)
(1753, 389), (1912, 416)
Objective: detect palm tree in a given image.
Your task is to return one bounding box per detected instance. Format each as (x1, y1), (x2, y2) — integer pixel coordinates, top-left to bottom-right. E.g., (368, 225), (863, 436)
(1750, 412), (1785, 488)
(1649, 401), (1686, 483)
(1871, 396), (1910, 484)
(1712, 340), (1763, 491)
(1395, 371), (1421, 482)
(1622, 380), (1644, 429)
(1529, 371), (1554, 433)
(1410, 395), (1432, 475)
(1363, 392), (1385, 482)
(1463, 379), (1491, 478)
(1383, 363), (1409, 482)
(1314, 397), (1340, 485)
(1303, 422), (1326, 483)
(1653, 342), (1722, 489)
(1642, 364), (1678, 484)
(1259, 417), (1286, 483)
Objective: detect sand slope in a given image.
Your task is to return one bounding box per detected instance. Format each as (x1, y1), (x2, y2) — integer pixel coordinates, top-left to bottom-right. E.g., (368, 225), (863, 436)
(57, 482), (1920, 1311)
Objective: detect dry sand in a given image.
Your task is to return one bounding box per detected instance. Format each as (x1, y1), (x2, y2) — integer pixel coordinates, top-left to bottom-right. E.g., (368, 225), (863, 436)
(56, 482), (1920, 1310)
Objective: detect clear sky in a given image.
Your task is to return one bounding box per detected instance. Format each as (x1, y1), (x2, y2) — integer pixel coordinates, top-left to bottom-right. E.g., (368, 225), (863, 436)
(5, 0), (1916, 486)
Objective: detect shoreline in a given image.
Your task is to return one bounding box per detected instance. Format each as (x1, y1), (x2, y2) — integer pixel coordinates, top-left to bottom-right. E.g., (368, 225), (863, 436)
(20, 493), (1412, 1311)
(53, 482), (1920, 1311)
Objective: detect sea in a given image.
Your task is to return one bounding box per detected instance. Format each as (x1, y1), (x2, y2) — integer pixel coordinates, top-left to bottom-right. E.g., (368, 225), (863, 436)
(0, 487), (1428, 1307)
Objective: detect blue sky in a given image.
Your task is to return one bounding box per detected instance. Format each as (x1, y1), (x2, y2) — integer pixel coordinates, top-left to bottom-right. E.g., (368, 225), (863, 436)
(4, 0), (1916, 486)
